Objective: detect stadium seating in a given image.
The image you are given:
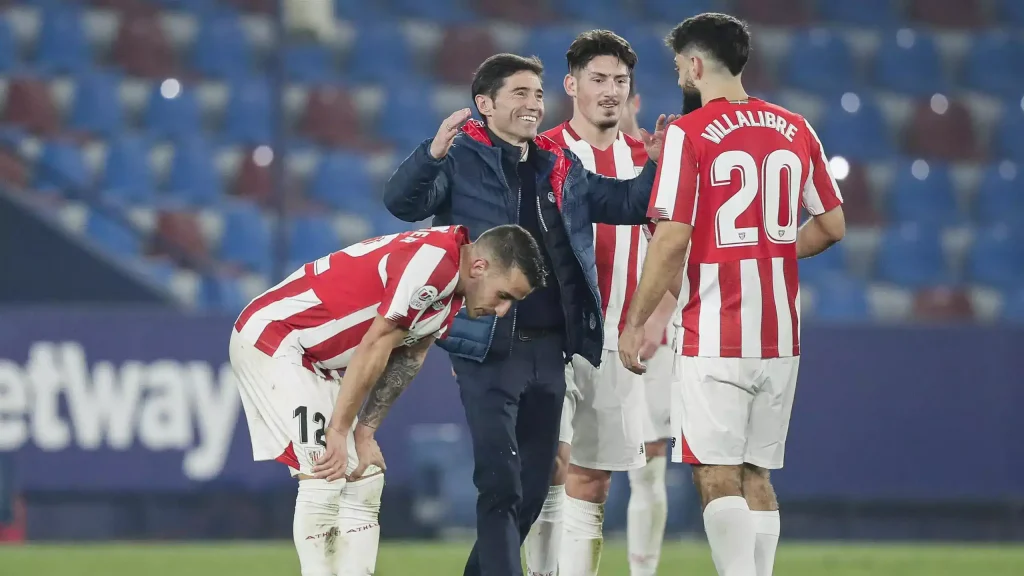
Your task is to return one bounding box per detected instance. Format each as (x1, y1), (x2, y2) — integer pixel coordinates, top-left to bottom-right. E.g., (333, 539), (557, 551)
(875, 225), (952, 288)
(783, 30), (858, 96)
(873, 30), (947, 96)
(0, 0), (1019, 321)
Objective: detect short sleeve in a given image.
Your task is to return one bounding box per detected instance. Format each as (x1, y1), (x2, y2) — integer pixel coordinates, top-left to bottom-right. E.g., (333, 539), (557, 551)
(801, 120), (844, 216)
(647, 123), (700, 225)
(378, 244), (458, 330)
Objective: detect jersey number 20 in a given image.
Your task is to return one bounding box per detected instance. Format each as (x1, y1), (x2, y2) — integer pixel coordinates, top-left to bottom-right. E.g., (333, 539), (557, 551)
(712, 149), (802, 248)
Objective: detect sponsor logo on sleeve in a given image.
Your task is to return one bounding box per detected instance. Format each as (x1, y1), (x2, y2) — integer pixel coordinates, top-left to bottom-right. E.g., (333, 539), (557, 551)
(409, 286), (438, 311)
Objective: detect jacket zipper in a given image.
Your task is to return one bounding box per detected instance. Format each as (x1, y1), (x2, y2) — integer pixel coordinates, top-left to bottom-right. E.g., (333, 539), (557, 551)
(485, 160), (520, 354)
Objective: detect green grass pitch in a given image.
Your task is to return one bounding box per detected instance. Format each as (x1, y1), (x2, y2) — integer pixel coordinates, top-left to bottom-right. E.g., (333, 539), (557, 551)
(3, 540), (1023, 575)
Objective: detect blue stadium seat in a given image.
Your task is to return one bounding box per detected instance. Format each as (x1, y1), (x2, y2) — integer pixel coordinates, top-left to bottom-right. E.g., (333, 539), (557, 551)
(816, 0), (899, 26)
(334, 0), (391, 22)
(377, 87), (441, 151)
(136, 259), (177, 286)
(0, 19), (16, 74)
(33, 141), (90, 195)
(1003, 288), (1024, 323)
(798, 242), (847, 284)
(36, 3), (90, 74)
(873, 30), (947, 96)
(407, 425), (477, 528)
(222, 77), (271, 145)
(390, 0), (475, 23)
(101, 135), (156, 205)
(283, 43), (336, 84)
(288, 214), (340, 263)
(641, 0), (716, 21)
(783, 29), (858, 96)
(198, 274), (247, 314)
(888, 160), (961, 228)
(154, 0), (220, 13)
(875, 224), (952, 288)
(618, 25), (671, 86)
(810, 274), (871, 322)
(218, 201), (270, 274)
(85, 211), (142, 259)
(963, 33), (1024, 99)
(190, 12), (252, 79)
(994, 98), (1024, 161)
(815, 95), (893, 161)
(346, 24), (415, 84)
(636, 93), (684, 135)
(368, 206), (414, 236)
(68, 71), (124, 138)
(522, 26), (584, 82)
(307, 152), (376, 211)
(553, 0), (632, 27)
(166, 136), (223, 206)
(975, 162), (1024, 227)
(997, 0), (1024, 25)
(144, 85), (202, 141)
(967, 225), (1024, 291)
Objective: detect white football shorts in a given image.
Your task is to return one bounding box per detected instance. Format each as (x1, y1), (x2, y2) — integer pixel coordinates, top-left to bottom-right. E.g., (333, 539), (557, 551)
(558, 350), (647, 471)
(229, 330), (381, 478)
(670, 355), (800, 470)
(640, 345), (673, 443)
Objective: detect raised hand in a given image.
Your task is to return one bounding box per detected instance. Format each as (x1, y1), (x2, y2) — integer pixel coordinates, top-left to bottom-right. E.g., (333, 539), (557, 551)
(640, 113), (682, 162)
(429, 108), (474, 160)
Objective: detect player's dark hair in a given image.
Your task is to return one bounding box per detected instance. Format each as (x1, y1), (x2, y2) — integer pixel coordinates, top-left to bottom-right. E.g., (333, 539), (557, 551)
(665, 13), (750, 76)
(565, 30), (638, 75)
(476, 224), (548, 289)
(471, 53), (544, 119)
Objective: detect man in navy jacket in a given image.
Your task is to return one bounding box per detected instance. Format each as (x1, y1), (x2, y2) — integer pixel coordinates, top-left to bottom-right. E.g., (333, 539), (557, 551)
(383, 53), (674, 576)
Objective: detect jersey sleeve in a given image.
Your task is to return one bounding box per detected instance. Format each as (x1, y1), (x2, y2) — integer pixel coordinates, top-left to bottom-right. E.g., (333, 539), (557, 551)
(379, 243), (458, 330)
(801, 120), (844, 216)
(647, 123), (700, 225)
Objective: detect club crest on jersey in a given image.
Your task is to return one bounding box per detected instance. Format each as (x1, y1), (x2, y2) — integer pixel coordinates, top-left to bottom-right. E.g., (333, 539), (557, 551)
(409, 286), (438, 310)
(634, 166), (644, 176)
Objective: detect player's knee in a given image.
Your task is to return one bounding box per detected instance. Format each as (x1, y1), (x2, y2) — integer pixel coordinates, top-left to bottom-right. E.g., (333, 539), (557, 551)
(628, 454), (667, 494)
(692, 464), (743, 509)
(566, 464), (612, 504)
(338, 474), (384, 529)
(551, 442), (571, 486)
(475, 459), (523, 511)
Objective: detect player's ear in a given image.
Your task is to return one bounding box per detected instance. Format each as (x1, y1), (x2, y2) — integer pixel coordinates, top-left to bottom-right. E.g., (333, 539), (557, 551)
(563, 73), (576, 98)
(474, 94), (493, 118)
(470, 257), (489, 278)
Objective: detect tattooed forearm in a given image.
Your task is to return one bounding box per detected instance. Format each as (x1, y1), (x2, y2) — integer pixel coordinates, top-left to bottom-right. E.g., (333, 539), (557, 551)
(358, 347), (425, 429)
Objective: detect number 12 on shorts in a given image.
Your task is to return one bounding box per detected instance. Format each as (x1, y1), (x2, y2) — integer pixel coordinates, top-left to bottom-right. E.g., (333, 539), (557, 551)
(293, 405), (327, 447)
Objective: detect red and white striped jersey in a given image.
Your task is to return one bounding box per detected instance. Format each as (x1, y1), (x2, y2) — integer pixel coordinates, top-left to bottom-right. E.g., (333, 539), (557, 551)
(544, 121), (651, 350)
(233, 226), (468, 377)
(648, 97), (843, 358)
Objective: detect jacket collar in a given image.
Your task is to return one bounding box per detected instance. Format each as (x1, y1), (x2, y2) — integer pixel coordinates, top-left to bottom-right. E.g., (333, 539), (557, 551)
(460, 120), (571, 209)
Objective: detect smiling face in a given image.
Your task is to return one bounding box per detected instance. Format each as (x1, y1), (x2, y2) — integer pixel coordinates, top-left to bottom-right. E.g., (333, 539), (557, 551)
(475, 70), (545, 143)
(566, 55), (632, 131)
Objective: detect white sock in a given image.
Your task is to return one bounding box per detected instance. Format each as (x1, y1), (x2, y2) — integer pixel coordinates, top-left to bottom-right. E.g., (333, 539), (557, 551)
(558, 496), (605, 576)
(751, 510), (780, 576)
(524, 484), (564, 576)
(627, 456), (668, 576)
(294, 478), (343, 576)
(335, 474), (384, 576)
(703, 496), (756, 576)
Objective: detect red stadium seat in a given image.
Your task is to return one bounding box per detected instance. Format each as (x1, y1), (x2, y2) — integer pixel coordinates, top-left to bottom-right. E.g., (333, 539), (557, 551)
(911, 288), (975, 321)
(153, 210), (209, 262)
(904, 99), (979, 161)
(111, 13), (178, 79)
(297, 86), (367, 148)
(2, 77), (59, 136)
(223, 0), (275, 14)
(909, 0), (986, 28)
(434, 27), (500, 85)
(834, 162), (881, 225)
(469, 0), (553, 24)
(735, 0), (811, 26)
(233, 148), (274, 204)
(0, 148), (28, 189)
